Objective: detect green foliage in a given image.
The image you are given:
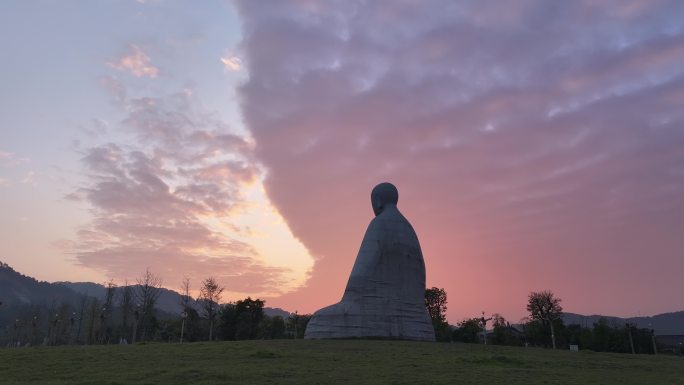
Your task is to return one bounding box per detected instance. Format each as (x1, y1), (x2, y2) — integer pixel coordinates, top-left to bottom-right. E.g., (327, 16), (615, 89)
(179, 306), (203, 343)
(217, 297), (265, 341)
(582, 318), (657, 354)
(270, 316), (287, 339)
(453, 318), (482, 343)
(520, 316), (661, 354)
(522, 318), (565, 348)
(490, 314), (523, 346)
(527, 291), (563, 323)
(424, 287), (447, 326)
(286, 313), (311, 339)
(425, 287), (449, 341)
(526, 290), (563, 349)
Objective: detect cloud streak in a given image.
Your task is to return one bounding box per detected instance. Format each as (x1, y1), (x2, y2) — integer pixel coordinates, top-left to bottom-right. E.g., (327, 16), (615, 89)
(66, 75), (309, 297)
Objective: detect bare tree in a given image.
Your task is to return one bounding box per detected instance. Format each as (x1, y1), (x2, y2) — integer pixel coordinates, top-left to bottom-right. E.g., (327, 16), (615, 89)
(198, 277), (224, 341)
(179, 277), (193, 343)
(179, 277), (193, 311)
(135, 268), (162, 342)
(526, 290), (563, 349)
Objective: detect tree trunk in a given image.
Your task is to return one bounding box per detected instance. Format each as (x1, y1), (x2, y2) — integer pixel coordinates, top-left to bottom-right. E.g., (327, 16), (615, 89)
(209, 319), (213, 341)
(549, 320), (556, 350)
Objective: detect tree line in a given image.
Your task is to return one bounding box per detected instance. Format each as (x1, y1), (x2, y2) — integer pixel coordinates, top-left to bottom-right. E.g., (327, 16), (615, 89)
(1, 271), (672, 355)
(425, 287), (668, 355)
(2, 269), (311, 347)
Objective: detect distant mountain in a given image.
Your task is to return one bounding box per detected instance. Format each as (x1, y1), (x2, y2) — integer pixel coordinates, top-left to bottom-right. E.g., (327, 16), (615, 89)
(563, 312), (684, 335)
(263, 307), (292, 319)
(0, 262), (92, 328)
(59, 281), (186, 316)
(0, 262), (85, 308)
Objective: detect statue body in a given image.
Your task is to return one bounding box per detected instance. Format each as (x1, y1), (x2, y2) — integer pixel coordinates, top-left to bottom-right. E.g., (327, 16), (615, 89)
(304, 183), (435, 341)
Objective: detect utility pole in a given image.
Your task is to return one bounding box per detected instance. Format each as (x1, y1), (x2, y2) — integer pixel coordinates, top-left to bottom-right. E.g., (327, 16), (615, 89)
(626, 323), (635, 354)
(651, 328), (658, 355)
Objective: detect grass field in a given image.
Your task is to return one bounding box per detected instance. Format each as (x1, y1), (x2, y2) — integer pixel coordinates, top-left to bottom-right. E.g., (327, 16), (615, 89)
(1, 340), (682, 385)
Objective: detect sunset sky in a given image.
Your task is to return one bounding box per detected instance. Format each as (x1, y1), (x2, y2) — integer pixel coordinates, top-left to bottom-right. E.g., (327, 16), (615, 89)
(1, 0), (683, 323)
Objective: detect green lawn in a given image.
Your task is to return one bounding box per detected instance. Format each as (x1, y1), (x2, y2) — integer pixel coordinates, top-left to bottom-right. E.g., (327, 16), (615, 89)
(1, 340), (682, 385)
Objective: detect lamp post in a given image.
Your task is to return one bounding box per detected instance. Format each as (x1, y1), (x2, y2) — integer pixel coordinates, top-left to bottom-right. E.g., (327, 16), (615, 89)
(180, 311), (188, 344)
(51, 313), (60, 345)
(31, 315), (38, 345)
(14, 319), (20, 347)
(99, 306), (108, 344)
(69, 312), (76, 345)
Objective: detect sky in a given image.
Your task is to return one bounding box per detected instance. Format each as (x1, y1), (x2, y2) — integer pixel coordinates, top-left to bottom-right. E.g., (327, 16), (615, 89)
(1, 0), (683, 323)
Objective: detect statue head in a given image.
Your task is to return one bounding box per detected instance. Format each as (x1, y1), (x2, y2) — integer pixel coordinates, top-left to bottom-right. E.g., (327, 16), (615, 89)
(371, 182), (399, 216)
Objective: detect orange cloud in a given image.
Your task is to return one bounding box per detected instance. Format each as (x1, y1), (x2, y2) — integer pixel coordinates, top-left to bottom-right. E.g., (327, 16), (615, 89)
(220, 56), (242, 71)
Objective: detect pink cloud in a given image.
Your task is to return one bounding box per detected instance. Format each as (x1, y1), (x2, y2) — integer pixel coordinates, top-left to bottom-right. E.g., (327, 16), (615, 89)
(235, 0), (684, 320)
(0, 151), (29, 166)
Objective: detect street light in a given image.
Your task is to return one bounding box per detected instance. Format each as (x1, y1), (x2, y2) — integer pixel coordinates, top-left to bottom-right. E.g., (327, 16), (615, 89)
(647, 323), (658, 355)
(69, 312), (77, 344)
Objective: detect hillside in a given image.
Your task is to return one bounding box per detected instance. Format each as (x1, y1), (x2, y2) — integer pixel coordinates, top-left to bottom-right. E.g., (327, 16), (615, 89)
(563, 312), (684, 335)
(1, 340), (683, 385)
(0, 262), (84, 308)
